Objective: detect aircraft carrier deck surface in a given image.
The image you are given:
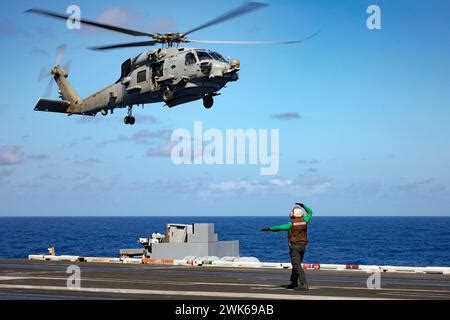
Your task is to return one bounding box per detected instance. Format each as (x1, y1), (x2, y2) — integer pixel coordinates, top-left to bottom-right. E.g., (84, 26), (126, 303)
(0, 259), (449, 300)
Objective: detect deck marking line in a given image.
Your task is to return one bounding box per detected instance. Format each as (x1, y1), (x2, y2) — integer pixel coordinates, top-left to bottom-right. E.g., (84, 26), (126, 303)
(0, 284), (387, 300)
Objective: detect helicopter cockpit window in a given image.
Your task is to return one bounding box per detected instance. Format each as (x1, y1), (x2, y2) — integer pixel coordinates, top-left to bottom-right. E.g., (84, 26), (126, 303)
(185, 52), (197, 65)
(120, 59), (132, 78)
(137, 70), (146, 83)
(196, 51), (212, 61)
(210, 52), (227, 63)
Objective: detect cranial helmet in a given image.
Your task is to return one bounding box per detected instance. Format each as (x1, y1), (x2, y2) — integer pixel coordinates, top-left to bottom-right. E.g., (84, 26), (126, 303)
(290, 206), (306, 219)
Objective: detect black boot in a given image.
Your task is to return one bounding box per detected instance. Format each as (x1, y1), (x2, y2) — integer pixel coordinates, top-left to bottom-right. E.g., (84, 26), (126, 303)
(285, 283), (298, 289)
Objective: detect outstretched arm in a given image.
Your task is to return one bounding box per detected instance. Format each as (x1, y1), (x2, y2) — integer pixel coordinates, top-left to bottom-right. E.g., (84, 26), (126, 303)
(261, 222), (292, 232)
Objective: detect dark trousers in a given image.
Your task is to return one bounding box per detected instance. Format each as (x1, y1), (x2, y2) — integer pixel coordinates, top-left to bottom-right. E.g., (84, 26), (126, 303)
(289, 243), (308, 289)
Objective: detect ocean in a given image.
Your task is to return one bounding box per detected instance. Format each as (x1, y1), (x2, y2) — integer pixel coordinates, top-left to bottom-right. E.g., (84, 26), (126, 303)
(0, 217), (449, 267)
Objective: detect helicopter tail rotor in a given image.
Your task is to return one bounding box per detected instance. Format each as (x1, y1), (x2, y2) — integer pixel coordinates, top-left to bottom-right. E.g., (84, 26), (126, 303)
(38, 45), (72, 98)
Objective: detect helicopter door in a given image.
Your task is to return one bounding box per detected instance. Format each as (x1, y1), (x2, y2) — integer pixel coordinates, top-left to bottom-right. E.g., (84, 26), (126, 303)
(184, 52), (198, 77)
(151, 61), (164, 90)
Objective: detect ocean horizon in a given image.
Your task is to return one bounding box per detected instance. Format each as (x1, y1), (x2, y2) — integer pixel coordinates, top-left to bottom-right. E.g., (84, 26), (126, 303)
(1, 216), (449, 267)
(2, 215), (450, 218)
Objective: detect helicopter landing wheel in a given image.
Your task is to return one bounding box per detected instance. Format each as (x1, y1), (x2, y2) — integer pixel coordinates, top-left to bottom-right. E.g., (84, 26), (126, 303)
(124, 116), (136, 125)
(203, 95), (214, 109)
(163, 88), (174, 102)
(124, 105), (135, 125)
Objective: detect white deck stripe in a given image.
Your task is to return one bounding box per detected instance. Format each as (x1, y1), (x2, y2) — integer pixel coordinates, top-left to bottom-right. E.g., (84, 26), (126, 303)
(0, 284), (385, 300)
(2, 276), (447, 295)
(312, 285), (450, 294)
(379, 292), (450, 299)
(0, 276), (275, 288)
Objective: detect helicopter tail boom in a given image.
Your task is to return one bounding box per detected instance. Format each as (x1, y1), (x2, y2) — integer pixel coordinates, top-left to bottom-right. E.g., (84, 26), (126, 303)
(33, 65), (90, 116)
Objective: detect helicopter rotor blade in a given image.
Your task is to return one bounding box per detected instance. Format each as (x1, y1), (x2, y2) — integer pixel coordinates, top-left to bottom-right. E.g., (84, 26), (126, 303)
(38, 67), (51, 81)
(63, 60), (72, 74)
(25, 8), (155, 37)
(42, 78), (54, 98)
(182, 2), (268, 37)
(38, 45), (67, 81)
(38, 45), (72, 97)
(188, 40), (302, 45)
(90, 40), (159, 51)
(187, 30), (321, 45)
(55, 44), (66, 66)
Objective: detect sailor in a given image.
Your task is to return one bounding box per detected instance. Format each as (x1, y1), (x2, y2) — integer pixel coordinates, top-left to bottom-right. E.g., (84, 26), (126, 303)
(261, 202), (313, 291)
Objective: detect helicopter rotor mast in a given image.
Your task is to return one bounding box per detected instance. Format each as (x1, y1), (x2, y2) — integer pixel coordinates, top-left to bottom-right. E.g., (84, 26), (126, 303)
(26, 2), (316, 51)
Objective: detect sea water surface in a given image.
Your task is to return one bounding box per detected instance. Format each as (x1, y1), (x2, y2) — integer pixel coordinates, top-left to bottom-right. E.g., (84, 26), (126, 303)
(0, 217), (449, 267)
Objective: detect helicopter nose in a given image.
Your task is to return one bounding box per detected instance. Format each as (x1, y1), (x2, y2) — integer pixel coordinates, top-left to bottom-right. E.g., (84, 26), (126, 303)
(209, 62), (228, 78)
(223, 62), (240, 82)
(208, 60), (239, 81)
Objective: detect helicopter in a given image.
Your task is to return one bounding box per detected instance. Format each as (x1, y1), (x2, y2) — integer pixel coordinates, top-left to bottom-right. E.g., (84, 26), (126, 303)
(27, 2), (317, 125)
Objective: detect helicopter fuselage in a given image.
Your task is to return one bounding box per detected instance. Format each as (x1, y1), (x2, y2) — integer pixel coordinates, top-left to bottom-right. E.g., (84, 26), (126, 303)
(30, 3), (308, 125)
(72, 47), (239, 117)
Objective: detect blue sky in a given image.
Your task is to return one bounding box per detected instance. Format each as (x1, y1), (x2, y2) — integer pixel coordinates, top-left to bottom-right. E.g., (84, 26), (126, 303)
(0, 0), (449, 216)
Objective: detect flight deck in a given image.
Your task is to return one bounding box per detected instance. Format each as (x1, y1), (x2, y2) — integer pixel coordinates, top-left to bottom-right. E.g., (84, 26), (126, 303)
(0, 259), (449, 300)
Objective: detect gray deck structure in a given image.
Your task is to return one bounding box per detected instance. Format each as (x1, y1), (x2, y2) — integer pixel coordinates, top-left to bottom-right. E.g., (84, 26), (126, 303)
(120, 223), (240, 260)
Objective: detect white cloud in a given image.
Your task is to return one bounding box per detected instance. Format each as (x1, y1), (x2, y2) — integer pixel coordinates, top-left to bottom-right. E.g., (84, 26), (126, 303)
(0, 145), (24, 166)
(134, 115), (159, 125)
(147, 141), (178, 157)
(82, 6), (176, 35)
(132, 129), (171, 145)
(76, 116), (101, 125)
(148, 17), (176, 33)
(96, 7), (134, 27)
(0, 169), (12, 178)
(79, 6), (137, 34)
(271, 112), (302, 120)
(151, 175), (332, 199)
